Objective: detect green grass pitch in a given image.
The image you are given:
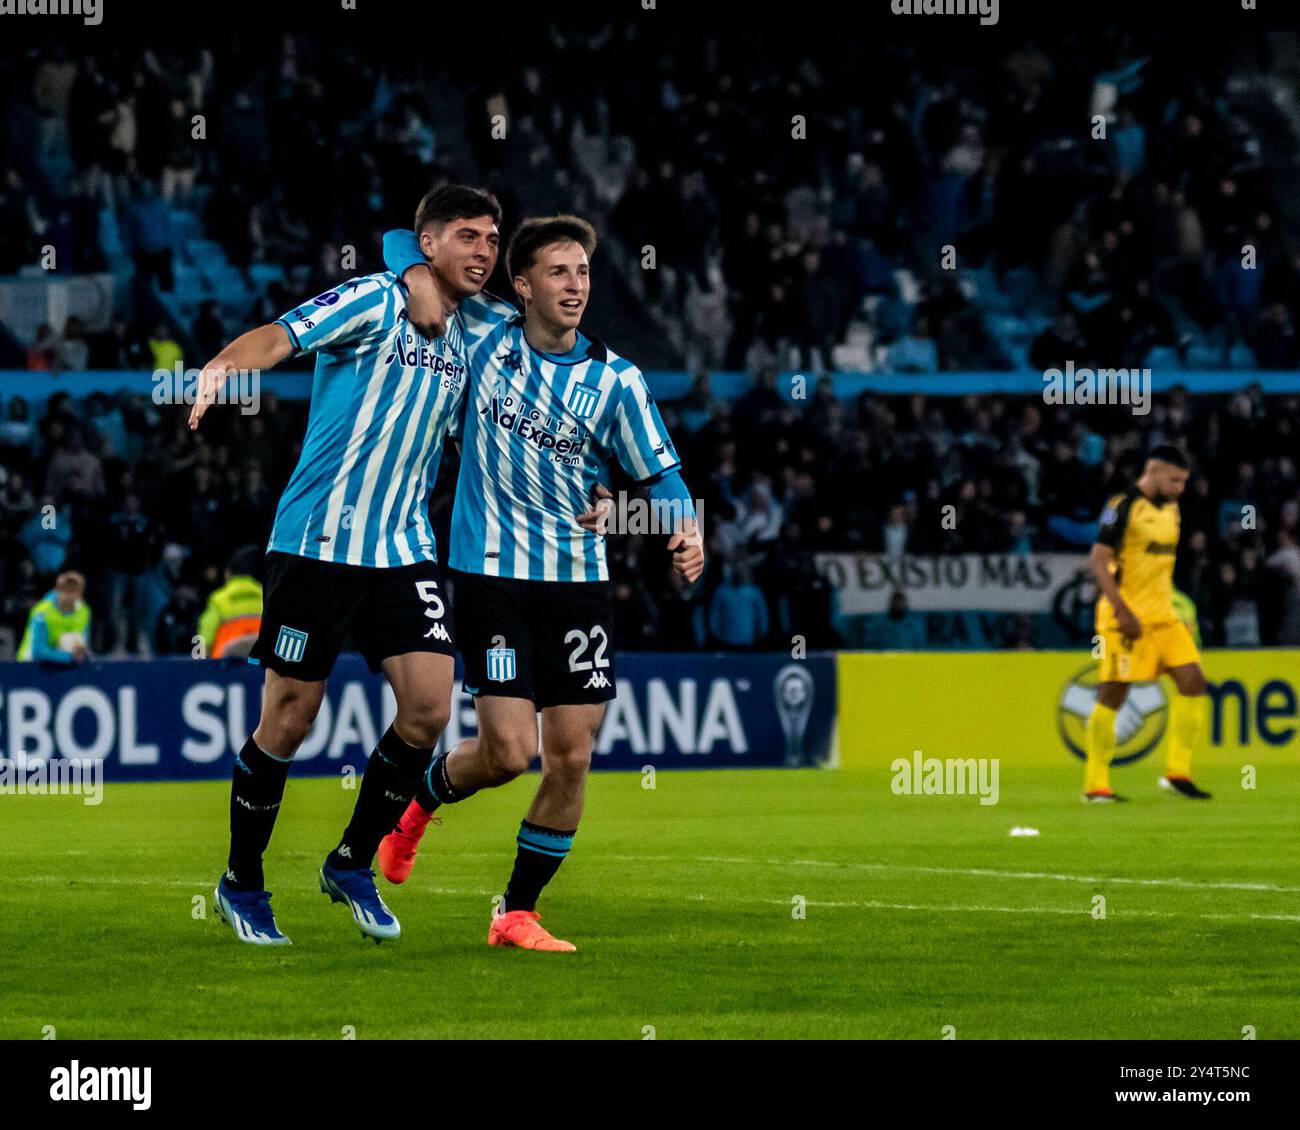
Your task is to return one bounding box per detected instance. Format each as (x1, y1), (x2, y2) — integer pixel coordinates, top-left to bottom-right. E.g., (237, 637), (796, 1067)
(3, 763), (1298, 1039)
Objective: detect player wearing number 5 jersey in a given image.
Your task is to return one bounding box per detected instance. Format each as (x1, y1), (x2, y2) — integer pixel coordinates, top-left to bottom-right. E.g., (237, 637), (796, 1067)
(189, 185), (503, 946)
(379, 216), (705, 952)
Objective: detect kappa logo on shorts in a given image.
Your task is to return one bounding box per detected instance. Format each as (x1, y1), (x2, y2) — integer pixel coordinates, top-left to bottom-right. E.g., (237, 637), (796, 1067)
(486, 646), (516, 682)
(424, 622), (450, 642)
(274, 626), (309, 663)
(583, 671), (611, 690)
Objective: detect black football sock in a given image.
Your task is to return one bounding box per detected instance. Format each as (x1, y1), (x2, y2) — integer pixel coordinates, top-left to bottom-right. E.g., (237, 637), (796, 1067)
(414, 767), (442, 814)
(502, 821), (576, 913)
(328, 726), (432, 870)
(419, 747), (478, 811)
(227, 737), (292, 891)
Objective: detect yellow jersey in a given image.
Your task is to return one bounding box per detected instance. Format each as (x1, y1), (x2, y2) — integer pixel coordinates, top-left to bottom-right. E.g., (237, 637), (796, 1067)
(1094, 488), (1180, 631)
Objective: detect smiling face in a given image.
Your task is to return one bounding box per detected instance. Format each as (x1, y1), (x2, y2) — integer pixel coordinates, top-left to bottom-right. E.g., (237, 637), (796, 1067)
(514, 240), (590, 334)
(419, 214), (500, 300)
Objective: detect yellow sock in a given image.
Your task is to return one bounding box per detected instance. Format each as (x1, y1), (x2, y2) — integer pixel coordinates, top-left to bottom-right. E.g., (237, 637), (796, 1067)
(1085, 703), (1117, 794)
(1165, 694), (1205, 780)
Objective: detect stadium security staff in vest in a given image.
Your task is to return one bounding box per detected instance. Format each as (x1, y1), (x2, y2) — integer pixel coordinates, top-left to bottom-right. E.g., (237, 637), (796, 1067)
(198, 550), (264, 659)
(18, 571), (91, 663)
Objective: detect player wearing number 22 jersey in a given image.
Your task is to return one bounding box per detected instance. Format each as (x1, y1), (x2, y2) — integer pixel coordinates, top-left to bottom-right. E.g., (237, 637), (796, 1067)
(378, 217), (702, 952)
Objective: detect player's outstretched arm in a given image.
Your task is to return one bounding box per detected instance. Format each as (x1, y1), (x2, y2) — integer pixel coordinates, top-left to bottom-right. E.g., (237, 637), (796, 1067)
(1089, 543), (1141, 639)
(189, 323), (293, 431)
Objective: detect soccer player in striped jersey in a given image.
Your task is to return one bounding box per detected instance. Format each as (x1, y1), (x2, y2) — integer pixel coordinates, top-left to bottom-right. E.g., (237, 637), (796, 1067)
(189, 185), (502, 945)
(378, 216), (704, 952)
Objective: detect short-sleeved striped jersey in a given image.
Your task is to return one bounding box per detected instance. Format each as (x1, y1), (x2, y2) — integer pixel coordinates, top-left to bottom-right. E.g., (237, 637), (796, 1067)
(268, 273), (468, 568)
(450, 295), (681, 582)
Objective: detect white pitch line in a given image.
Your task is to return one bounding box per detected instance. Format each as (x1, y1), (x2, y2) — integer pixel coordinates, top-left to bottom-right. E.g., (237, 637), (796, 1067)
(10, 851), (1296, 897)
(8, 875), (1298, 923)
(606, 854), (1300, 895)
(3, 875), (499, 899)
(685, 893), (1300, 923)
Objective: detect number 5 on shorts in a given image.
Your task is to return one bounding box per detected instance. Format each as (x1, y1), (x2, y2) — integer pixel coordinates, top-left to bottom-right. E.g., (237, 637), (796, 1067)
(417, 580), (445, 621)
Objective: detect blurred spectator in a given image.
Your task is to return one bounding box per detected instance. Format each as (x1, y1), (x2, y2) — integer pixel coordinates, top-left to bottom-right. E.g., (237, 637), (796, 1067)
(57, 317), (91, 370)
(1029, 312), (1087, 372)
(611, 578), (659, 650)
(0, 398), (35, 454)
(18, 570), (91, 664)
(192, 300), (227, 361)
(864, 590), (926, 650)
(19, 496), (73, 576)
(87, 317), (151, 369)
(161, 97), (202, 204)
(197, 547), (264, 658)
(882, 505), (909, 559)
(1268, 530), (1300, 644)
(105, 493), (160, 655)
(148, 322), (184, 372)
(887, 315), (939, 373)
(43, 427), (105, 504)
(26, 325), (57, 371)
(735, 477), (784, 545)
(707, 562), (769, 649)
(123, 179), (174, 291)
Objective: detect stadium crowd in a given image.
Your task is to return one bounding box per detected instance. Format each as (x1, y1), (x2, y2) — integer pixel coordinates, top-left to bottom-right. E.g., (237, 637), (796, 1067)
(2, 25), (1300, 658)
(1, 379), (1297, 659)
(554, 22), (1300, 372)
(4, 26), (1300, 373)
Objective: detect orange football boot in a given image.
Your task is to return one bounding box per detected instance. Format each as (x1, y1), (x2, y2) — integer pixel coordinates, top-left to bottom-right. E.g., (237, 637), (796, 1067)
(488, 909), (576, 952)
(378, 800), (439, 884)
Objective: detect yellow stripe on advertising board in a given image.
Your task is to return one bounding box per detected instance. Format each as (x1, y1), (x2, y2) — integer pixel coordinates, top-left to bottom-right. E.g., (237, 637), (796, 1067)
(837, 651), (1299, 771)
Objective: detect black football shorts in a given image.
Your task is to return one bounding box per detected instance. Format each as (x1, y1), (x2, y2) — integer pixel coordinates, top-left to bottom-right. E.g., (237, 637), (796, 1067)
(450, 570), (616, 708)
(249, 551), (456, 681)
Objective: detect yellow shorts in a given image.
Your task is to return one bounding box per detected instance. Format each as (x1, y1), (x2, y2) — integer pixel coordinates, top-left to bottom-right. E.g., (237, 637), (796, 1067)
(1097, 620), (1201, 683)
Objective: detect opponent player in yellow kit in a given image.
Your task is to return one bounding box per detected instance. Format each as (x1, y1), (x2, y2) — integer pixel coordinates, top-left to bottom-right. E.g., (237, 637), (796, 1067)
(1084, 446), (1212, 802)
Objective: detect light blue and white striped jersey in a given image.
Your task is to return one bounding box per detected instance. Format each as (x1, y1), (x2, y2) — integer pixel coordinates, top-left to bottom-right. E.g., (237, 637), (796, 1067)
(268, 273), (468, 568)
(450, 295), (681, 582)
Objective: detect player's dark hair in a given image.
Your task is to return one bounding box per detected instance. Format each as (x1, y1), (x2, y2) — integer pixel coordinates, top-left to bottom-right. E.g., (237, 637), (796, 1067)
(1149, 444), (1189, 470)
(413, 184), (501, 234)
(506, 215), (597, 279)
